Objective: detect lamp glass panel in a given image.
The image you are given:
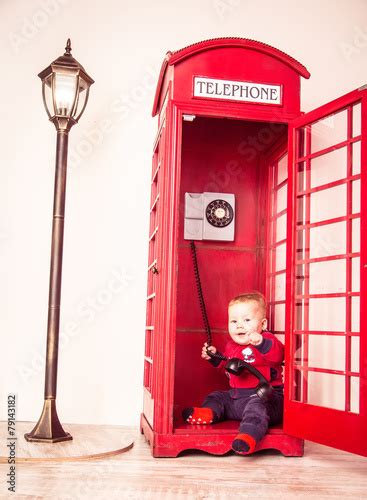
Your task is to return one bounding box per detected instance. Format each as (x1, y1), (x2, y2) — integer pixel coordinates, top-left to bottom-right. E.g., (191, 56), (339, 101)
(54, 73), (77, 116)
(73, 73), (93, 120)
(73, 80), (88, 120)
(43, 76), (54, 118)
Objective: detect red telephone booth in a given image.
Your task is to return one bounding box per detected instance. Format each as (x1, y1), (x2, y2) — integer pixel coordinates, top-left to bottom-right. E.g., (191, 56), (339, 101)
(140, 38), (367, 458)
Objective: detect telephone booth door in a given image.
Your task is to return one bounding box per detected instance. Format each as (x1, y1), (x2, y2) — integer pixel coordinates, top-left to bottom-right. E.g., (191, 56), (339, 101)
(284, 87), (367, 457)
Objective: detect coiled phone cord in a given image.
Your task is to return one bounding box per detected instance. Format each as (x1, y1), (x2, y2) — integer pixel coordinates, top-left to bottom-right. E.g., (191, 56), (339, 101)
(189, 240), (227, 362)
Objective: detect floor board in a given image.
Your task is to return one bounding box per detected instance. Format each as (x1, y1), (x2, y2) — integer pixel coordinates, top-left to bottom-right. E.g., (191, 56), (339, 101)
(1, 424), (366, 499)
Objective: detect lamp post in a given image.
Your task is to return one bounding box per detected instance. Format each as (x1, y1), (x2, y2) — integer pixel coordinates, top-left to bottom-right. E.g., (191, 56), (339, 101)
(25, 39), (94, 443)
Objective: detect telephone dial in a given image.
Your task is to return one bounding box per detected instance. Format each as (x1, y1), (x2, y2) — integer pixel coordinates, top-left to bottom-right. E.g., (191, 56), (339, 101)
(186, 192), (273, 402)
(184, 192), (235, 241)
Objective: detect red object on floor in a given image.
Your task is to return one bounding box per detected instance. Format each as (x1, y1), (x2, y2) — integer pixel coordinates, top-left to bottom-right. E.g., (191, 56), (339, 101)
(141, 37), (367, 458)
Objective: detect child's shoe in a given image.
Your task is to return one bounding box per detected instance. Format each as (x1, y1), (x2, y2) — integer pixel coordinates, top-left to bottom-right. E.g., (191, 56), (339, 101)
(182, 407), (216, 424)
(231, 433), (257, 455)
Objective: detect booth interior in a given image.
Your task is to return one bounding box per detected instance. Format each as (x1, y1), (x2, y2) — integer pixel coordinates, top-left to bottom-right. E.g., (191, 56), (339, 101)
(174, 115), (289, 429)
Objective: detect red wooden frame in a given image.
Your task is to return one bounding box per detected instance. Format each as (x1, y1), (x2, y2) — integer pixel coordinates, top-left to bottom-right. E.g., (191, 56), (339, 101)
(141, 38), (367, 459)
(143, 38), (307, 457)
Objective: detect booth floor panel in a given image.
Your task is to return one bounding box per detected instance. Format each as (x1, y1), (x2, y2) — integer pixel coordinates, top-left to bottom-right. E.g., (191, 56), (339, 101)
(141, 414), (303, 458)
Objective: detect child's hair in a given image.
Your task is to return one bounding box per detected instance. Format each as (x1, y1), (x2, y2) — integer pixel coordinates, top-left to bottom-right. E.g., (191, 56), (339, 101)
(228, 291), (266, 316)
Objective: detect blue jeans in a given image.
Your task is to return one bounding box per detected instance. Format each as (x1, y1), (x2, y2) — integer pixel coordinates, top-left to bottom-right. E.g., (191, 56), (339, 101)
(202, 387), (283, 442)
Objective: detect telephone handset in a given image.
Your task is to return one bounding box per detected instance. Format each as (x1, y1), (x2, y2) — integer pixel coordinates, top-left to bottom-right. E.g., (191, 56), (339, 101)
(186, 192), (273, 402)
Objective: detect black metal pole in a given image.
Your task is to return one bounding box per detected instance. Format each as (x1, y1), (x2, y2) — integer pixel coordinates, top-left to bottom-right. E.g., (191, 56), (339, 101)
(25, 129), (72, 442)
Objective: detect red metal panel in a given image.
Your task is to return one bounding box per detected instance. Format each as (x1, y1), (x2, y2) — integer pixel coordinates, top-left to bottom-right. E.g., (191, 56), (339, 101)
(174, 47), (301, 119)
(284, 87), (367, 457)
(153, 37), (310, 117)
(176, 247), (258, 330)
(151, 101), (178, 435)
(173, 331), (228, 418)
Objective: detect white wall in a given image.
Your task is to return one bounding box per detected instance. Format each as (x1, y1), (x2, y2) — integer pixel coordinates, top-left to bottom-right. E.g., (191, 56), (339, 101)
(1, 0), (366, 426)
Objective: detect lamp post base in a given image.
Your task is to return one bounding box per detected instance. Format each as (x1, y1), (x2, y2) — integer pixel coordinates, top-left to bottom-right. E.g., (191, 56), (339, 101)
(24, 399), (72, 443)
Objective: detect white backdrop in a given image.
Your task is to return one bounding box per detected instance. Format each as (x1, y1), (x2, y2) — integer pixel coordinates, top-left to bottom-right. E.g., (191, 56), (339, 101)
(1, 0), (366, 426)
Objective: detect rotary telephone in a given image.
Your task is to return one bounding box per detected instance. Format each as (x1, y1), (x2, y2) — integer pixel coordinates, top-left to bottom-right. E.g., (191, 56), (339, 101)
(185, 192), (273, 402)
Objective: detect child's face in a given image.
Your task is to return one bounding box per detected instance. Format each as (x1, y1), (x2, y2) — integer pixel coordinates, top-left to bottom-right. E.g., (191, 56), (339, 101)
(228, 300), (267, 345)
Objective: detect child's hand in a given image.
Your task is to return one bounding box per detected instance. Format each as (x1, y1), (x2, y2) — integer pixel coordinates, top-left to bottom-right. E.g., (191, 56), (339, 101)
(202, 342), (217, 360)
(247, 331), (263, 346)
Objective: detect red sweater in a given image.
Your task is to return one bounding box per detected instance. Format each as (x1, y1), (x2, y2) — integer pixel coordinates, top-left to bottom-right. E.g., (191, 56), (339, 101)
(214, 332), (284, 389)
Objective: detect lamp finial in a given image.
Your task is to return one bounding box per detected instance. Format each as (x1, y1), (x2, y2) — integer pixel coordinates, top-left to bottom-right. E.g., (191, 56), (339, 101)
(65, 39), (72, 55)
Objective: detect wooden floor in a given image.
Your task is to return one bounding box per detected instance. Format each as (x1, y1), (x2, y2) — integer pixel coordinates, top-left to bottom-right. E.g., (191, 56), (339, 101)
(1, 425), (366, 499)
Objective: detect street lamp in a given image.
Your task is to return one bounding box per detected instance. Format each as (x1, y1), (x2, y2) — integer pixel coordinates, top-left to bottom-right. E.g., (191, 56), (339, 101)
(25, 39), (94, 442)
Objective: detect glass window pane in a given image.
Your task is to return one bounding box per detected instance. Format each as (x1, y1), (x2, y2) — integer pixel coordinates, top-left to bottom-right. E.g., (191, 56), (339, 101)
(277, 153), (288, 184)
(353, 103), (361, 137)
(275, 272), (286, 301)
(277, 184), (287, 213)
(310, 184), (346, 223)
(274, 303), (285, 331)
(295, 229), (305, 263)
(352, 257), (360, 293)
(352, 217), (360, 253)
(275, 243), (286, 271)
(309, 259), (346, 294)
(296, 162), (306, 192)
(308, 334), (345, 371)
(351, 296), (360, 332)
(351, 336), (360, 372)
(352, 179), (361, 214)
(308, 372), (345, 410)
(309, 221), (346, 258)
(43, 76), (54, 117)
(276, 213), (287, 241)
(311, 109), (347, 154)
(352, 140), (361, 175)
(309, 297), (345, 332)
(292, 367), (304, 401)
(297, 127), (307, 160)
(293, 335), (305, 368)
(275, 333), (285, 344)
(350, 377), (360, 413)
(310, 147), (347, 188)
(294, 300), (305, 330)
(296, 195), (306, 225)
(295, 264), (305, 297)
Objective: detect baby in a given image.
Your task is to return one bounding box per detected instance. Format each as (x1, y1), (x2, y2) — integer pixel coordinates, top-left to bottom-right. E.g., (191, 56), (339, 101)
(182, 291), (284, 455)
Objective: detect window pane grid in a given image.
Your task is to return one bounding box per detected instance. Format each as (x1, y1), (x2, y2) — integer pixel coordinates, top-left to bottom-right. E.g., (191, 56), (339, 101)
(268, 238), (287, 249)
(294, 330), (360, 336)
(296, 212), (360, 230)
(296, 252), (360, 265)
(144, 126), (165, 400)
(267, 153), (288, 337)
(297, 134), (361, 163)
(295, 292), (360, 299)
(294, 365), (359, 377)
(292, 102), (361, 413)
(270, 207), (287, 221)
(297, 173), (360, 197)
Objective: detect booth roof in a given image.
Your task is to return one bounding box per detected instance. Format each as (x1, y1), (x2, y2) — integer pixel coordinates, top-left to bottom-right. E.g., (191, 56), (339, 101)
(152, 37), (310, 116)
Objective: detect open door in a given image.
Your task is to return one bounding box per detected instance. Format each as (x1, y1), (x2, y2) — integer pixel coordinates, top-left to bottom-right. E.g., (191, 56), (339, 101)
(284, 87), (367, 456)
